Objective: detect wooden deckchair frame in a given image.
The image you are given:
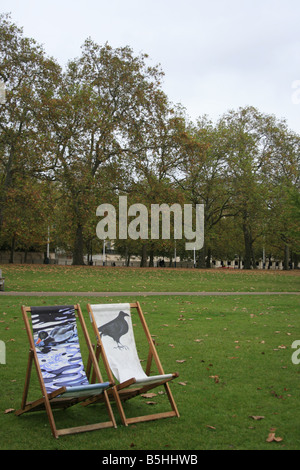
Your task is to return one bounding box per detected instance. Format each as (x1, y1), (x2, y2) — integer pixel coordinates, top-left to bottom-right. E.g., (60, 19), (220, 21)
(86, 301), (179, 426)
(15, 304), (117, 438)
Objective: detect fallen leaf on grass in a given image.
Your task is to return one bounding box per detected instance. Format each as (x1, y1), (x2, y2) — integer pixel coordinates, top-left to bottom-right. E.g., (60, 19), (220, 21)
(141, 393), (157, 398)
(249, 415), (265, 420)
(206, 425), (216, 430)
(176, 359), (186, 363)
(209, 375), (219, 383)
(4, 408), (15, 414)
(266, 432), (283, 443)
(178, 381), (187, 386)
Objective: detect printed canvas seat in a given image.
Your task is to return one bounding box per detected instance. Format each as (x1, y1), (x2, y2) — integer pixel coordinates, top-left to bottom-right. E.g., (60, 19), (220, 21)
(86, 302), (179, 426)
(15, 304), (116, 438)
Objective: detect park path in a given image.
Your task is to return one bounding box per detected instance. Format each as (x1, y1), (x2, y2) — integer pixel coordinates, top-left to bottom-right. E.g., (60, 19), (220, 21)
(0, 291), (299, 296)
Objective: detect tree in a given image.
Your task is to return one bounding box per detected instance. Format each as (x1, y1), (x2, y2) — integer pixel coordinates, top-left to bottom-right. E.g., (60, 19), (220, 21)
(176, 107), (300, 269)
(219, 107), (292, 269)
(47, 40), (175, 264)
(176, 116), (234, 267)
(266, 125), (300, 268)
(1, 177), (52, 262)
(0, 13), (61, 245)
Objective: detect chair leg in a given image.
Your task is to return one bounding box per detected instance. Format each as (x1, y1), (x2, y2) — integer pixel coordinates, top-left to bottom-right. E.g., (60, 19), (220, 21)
(20, 350), (34, 411)
(164, 382), (180, 418)
(44, 396), (59, 438)
(102, 389), (118, 429)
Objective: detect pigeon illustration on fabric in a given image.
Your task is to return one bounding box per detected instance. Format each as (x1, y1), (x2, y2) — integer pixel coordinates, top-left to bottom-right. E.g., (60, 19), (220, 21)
(98, 311), (129, 350)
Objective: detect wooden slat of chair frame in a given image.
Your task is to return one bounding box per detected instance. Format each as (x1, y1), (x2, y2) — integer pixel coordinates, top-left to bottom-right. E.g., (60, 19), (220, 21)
(86, 301), (179, 426)
(15, 304), (117, 438)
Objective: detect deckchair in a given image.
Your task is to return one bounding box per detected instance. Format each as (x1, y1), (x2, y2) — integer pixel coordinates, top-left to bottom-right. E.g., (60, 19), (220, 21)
(15, 304), (117, 438)
(86, 301), (179, 426)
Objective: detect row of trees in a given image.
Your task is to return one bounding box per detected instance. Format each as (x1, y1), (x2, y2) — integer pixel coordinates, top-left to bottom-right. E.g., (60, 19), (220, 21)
(0, 13), (299, 268)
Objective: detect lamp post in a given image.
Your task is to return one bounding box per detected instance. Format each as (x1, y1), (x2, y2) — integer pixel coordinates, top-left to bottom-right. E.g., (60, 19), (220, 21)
(174, 228), (177, 268)
(103, 239), (106, 266)
(45, 226), (50, 264)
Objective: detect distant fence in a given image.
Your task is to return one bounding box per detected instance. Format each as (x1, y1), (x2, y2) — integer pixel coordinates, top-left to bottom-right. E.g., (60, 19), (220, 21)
(0, 251), (298, 269)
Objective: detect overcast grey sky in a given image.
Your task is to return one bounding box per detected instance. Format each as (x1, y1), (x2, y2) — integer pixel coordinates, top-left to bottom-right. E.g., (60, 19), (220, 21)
(1, 0), (300, 132)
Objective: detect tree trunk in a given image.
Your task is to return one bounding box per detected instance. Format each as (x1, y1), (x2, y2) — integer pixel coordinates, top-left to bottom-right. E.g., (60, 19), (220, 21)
(73, 224), (85, 265)
(293, 252), (299, 269)
(149, 249), (154, 267)
(242, 222), (255, 269)
(140, 244), (147, 267)
(206, 247), (212, 268)
(9, 234), (16, 264)
(0, 145), (15, 239)
(197, 246), (206, 268)
(283, 244), (289, 270)
(125, 247), (131, 267)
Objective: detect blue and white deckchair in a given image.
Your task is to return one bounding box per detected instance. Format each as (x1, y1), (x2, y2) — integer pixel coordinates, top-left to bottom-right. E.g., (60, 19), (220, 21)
(16, 304), (116, 438)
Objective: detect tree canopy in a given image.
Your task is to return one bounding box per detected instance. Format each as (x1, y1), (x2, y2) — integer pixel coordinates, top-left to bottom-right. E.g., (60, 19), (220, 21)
(0, 14), (299, 268)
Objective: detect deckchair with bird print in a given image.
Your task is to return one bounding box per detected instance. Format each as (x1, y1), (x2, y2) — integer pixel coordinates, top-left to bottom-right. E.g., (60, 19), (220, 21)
(86, 302), (179, 426)
(15, 304), (116, 438)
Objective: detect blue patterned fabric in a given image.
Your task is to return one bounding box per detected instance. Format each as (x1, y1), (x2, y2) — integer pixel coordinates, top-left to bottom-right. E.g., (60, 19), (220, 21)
(31, 305), (89, 394)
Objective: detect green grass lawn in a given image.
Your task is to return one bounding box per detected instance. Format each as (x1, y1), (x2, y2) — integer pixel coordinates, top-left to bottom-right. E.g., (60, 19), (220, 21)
(1, 263), (300, 292)
(0, 266), (300, 451)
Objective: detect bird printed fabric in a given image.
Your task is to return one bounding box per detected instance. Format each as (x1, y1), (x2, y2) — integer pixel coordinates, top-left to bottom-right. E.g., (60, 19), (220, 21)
(98, 310), (129, 350)
(91, 303), (148, 384)
(31, 305), (89, 393)
(91, 303), (175, 389)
